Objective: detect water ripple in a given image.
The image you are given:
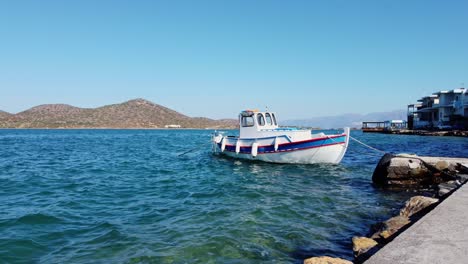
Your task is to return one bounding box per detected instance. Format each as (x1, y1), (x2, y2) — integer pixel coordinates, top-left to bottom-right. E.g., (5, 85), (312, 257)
(0, 129), (466, 263)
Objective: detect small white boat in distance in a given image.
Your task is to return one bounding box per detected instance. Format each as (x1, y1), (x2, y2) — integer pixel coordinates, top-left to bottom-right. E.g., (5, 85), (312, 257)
(212, 110), (350, 164)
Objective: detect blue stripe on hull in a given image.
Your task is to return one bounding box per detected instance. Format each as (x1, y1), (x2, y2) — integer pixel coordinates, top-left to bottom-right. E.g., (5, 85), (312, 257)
(219, 135), (346, 154)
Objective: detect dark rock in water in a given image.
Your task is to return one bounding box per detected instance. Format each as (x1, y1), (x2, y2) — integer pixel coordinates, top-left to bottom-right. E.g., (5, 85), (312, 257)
(370, 215), (411, 241)
(399, 196), (438, 218)
(303, 256), (353, 264)
(372, 154), (432, 187)
(372, 154), (467, 188)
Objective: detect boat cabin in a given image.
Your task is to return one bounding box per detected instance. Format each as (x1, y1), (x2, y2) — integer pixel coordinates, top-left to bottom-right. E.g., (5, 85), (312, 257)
(238, 110), (314, 141)
(239, 110), (279, 138)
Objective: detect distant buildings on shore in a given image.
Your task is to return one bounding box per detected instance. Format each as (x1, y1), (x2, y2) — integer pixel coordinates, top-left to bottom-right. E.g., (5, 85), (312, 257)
(407, 87), (467, 130)
(362, 87), (467, 133)
(362, 120), (407, 133)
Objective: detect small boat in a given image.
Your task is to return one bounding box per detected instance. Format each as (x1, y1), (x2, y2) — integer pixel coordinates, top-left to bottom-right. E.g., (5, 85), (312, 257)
(212, 110), (350, 164)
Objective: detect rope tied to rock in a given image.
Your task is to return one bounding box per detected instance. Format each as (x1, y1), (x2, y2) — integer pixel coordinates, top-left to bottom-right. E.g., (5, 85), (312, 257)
(349, 136), (387, 155)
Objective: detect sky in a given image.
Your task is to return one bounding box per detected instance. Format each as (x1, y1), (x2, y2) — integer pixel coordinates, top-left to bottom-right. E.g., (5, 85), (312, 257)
(0, 0), (467, 119)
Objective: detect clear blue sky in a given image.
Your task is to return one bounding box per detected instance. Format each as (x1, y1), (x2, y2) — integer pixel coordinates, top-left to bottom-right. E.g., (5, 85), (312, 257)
(1, 0), (467, 119)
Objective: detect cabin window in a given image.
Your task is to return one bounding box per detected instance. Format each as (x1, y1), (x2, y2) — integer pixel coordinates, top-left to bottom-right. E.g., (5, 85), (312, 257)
(272, 113), (277, 126)
(257, 113), (265, 126)
(241, 116), (254, 127)
(265, 113), (272, 125)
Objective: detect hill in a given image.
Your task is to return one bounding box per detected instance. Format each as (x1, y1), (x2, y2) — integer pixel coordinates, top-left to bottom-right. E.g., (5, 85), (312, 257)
(283, 110), (407, 129)
(0, 99), (237, 129)
(0, 110), (12, 120)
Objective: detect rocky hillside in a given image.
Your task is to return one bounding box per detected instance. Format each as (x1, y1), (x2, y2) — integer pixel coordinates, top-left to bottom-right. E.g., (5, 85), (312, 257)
(0, 99), (237, 129)
(0, 110), (12, 119)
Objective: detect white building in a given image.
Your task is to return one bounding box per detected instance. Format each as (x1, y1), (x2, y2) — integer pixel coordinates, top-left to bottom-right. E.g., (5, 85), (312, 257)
(164, 124), (181, 128)
(407, 87), (467, 130)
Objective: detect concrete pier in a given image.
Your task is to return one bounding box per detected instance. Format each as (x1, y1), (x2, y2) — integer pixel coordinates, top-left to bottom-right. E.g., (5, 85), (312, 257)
(364, 182), (468, 264)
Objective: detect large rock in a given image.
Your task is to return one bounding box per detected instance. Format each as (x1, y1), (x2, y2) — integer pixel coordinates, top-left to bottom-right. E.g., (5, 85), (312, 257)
(303, 256), (353, 264)
(372, 154), (467, 188)
(352, 236), (378, 259)
(371, 215), (410, 240)
(399, 196), (439, 218)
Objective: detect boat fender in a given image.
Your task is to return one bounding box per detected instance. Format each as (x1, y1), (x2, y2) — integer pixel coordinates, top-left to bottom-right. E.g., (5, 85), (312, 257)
(274, 137), (279, 152)
(221, 136), (226, 152)
(251, 142), (258, 157)
(235, 139), (240, 154)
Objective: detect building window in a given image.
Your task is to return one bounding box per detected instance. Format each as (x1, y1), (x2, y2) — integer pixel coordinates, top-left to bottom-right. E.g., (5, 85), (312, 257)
(241, 116), (254, 127)
(265, 113), (272, 125)
(257, 113), (265, 126)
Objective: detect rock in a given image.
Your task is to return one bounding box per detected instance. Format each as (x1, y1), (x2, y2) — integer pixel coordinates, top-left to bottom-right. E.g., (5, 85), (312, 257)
(352, 236), (378, 259)
(458, 174), (468, 183)
(371, 215), (410, 240)
(458, 163), (468, 174)
(435, 160), (449, 170)
(303, 256), (353, 264)
(399, 196), (439, 218)
(372, 154), (432, 187)
(372, 154), (468, 188)
(438, 181), (461, 197)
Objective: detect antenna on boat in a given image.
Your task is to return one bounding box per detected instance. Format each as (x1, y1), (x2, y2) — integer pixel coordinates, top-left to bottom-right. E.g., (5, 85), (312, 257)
(265, 106), (269, 112)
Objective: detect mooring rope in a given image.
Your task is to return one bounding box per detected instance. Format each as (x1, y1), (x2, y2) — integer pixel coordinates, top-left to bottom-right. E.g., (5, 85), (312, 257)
(178, 147), (201, 157)
(349, 136), (387, 155)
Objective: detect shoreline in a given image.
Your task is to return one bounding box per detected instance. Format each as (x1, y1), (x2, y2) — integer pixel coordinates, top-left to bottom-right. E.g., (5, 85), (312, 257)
(363, 129), (468, 137)
(304, 154), (468, 264)
(0, 127), (236, 130)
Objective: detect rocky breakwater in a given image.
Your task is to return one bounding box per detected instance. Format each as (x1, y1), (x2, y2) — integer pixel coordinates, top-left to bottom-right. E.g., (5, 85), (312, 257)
(392, 129), (468, 137)
(351, 195), (440, 263)
(372, 153), (468, 190)
(303, 196), (443, 264)
(303, 154), (468, 264)
(347, 153), (468, 263)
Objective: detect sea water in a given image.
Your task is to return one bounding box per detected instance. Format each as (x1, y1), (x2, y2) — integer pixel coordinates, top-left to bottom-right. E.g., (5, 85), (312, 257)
(0, 129), (467, 263)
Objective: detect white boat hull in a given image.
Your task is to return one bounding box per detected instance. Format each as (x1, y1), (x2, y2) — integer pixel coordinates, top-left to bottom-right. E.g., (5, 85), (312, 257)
(212, 128), (350, 164)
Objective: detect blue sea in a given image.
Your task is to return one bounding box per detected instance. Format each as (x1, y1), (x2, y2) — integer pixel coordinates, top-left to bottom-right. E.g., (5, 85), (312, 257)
(0, 129), (467, 263)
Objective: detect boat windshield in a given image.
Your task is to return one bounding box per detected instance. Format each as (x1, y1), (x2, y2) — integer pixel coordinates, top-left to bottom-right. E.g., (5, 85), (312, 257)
(257, 113), (265, 126)
(241, 116), (254, 127)
(265, 113), (272, 125)
(272, 113), (277, 125)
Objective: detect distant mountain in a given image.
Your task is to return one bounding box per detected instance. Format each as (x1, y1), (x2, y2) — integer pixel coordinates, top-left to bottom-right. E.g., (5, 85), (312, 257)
(0, 99), (237, 129)
(0, 110), (12, 119)
(283, 110), (407, 129)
